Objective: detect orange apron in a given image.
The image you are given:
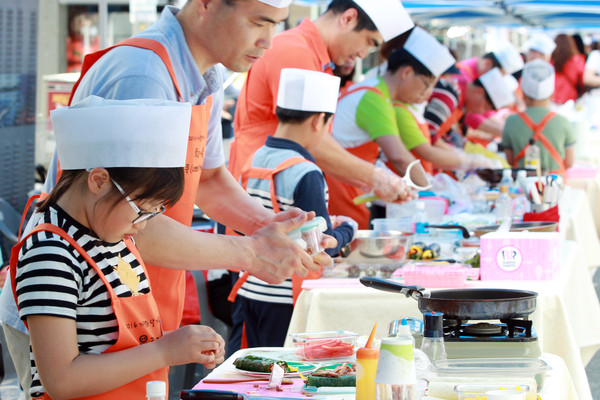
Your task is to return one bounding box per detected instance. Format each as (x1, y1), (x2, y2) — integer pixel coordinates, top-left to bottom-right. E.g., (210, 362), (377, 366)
(393, 101), (433, 174)
(227, 156), (322, 306)
(512, 112), (565, 176)
(11, 223), (166, 400)
(67, 38), (210, 331)
(326, 86), (388, 229)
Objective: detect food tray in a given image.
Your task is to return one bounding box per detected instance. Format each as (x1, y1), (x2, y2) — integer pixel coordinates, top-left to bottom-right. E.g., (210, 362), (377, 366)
(434, 358), (548, 391)
(392, 262), (479, 287)
(289, 330), (358, 361)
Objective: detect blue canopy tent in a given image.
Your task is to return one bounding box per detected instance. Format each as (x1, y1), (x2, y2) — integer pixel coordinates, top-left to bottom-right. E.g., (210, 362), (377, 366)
(293, 0), (600, 29)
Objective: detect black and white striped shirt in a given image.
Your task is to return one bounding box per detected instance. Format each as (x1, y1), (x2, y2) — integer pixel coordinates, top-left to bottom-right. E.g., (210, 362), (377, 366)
(14, 204), (150, 397)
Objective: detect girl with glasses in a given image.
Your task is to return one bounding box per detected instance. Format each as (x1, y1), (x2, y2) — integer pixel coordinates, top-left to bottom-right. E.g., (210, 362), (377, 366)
(10, 96), (225, 400)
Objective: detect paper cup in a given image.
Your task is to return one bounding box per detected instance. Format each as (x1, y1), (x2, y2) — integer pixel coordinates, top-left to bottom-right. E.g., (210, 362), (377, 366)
(485, 389), (526, 400)
(374, 337), (416, 384)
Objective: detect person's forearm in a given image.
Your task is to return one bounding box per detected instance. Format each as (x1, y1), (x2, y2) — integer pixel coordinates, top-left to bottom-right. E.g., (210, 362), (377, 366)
(135, 215), (255, 270)
(313, 134), (375, 188)
(412, 143), (462, 169)
(583, 69), (600, 87)
(195, 165), (273, 235)
(476, 116), (505, 138)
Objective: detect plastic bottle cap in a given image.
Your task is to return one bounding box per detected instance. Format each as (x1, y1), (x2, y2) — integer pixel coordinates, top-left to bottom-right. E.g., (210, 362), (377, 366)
(357, 346), (380, 359)
(398, 318), (411, 336)
(502, 168), (512, 177)
(423, 311), (444, 338)
(288, 216), (327, 239)
(146, 381), (166, 398)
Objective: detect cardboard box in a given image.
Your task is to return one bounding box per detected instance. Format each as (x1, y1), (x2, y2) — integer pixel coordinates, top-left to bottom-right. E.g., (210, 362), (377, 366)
(480, 232), (561, 280)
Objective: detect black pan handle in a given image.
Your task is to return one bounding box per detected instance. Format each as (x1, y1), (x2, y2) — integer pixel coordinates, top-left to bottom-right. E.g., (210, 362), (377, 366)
(360, 277), (425, 299)
(425, 224), (471, 239)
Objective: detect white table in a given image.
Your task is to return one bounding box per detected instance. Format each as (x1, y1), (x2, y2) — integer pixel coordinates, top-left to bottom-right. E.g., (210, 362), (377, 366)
(194, 349), (577, 400)
(286, 240), (599, 400)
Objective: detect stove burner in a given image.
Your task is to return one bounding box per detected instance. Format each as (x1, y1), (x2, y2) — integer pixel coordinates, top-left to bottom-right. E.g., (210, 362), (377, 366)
(463, 322), (504, 336)
(441, 317), (537, 342)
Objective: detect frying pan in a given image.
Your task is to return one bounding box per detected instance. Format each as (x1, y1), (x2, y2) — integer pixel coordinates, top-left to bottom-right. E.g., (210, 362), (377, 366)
(359, 277), (537, 320)
(424, 221), (558, 239)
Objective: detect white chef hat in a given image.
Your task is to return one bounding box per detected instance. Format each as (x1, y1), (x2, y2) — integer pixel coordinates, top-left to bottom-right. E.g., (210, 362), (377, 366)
(479, 67), (515, 109)
(524, 33), (556, 57)
(521, 59), (555, 100)
(403, 26), (456, 77)
(493, 43), (525, 75)
(277, 68), (341, 114)
(51, 96), (191, 170)
(353, 0), (414, 42)
(256, 0), (292, 8)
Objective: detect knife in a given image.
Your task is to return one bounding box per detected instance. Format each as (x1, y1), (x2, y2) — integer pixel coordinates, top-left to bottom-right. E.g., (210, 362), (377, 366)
(180, 390), (245, 399)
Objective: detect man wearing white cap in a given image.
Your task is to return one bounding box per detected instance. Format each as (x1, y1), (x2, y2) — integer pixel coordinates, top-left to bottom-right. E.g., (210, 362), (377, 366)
(229, 69), (356, 351)
(12, 97), (226, 399)
(230, 0), (415, 208)
(502, 60), (575, 175)
(0, 0), (337, 396)
(525, 33), (557, 62)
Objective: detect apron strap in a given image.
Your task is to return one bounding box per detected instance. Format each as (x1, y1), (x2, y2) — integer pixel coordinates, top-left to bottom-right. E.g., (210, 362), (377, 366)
(227, 156), (310, 302)
(69, 37), (184, 105)
(513, 112), (565, 175)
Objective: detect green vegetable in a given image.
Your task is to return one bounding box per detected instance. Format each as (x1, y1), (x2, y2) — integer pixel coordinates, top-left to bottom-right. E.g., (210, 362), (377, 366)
(306, 375), (356, 387)
(233, 355), (291, 373)
(465, 253), (480, 268)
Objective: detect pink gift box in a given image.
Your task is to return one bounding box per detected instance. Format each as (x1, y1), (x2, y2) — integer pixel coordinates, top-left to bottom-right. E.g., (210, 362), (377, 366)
(480, 232), (561, 280)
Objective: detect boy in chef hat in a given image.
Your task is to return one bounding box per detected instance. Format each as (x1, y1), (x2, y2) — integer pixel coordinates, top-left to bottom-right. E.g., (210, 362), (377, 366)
(228, 68), (357, 351)
(389, 26), (495, 174)
(11, 96), (225, 399)
(502, 60), (575, 175)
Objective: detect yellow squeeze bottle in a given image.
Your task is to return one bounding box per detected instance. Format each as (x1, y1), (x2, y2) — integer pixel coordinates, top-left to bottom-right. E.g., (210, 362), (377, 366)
(356, 323), (379, 400)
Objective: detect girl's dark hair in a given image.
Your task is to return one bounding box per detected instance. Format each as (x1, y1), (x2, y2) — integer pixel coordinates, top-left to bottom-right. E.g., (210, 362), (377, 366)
(387, 47), (434, 79)
(326, 0), (377, 32)
(472, 78), (495, 109)
(552, 34), (578, 72)
(572, 33), (585, 56)
(482, 52), (502, 69)
(275, 107), (333, 124)
(37, 167), (185, 213)
(379, 28), (413, 62)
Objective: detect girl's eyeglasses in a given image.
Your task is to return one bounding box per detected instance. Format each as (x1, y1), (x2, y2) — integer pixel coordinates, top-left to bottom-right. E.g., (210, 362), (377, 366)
(111, 179), (166, 224)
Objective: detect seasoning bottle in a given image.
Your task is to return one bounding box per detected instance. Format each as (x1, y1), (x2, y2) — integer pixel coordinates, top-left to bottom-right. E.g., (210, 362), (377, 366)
(420, 312), (447, 362)
(356, 323), (379, 400)
(146, 381), (166, 400)
(375, 319), (416, 400)
(524, 139), (541, 170)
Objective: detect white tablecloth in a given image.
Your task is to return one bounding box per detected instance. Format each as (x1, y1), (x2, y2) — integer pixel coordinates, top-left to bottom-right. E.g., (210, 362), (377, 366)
(195, 349), (577, 400)
(566, 164), (600, 242)
(559, 186), (600, 271)
(286, 240), (599, 400)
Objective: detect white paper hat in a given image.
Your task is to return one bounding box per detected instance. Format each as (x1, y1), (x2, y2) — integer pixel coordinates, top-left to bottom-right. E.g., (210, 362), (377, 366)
(403, 26), (456, 77)
(524, 33), (556, 57)
(479, 67), (515, 109)
(277, 68), (341, 114)
(521, 59), (555, 100)
(504, 74), (519, 93)
(493, 43), (525, 75)
(256, 0), (292, 8)
(51, 96), (191, 170)
(353, 0), (414, 42)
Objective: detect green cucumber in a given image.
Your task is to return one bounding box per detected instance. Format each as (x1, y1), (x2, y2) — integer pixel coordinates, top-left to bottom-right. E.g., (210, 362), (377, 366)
(306, 375), (356, 387)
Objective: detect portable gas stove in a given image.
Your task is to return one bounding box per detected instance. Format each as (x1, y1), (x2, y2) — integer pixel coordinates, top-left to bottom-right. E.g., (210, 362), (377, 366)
(441, 317), (541, 359)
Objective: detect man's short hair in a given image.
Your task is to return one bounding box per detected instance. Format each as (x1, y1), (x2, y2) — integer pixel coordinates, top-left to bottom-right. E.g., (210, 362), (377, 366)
(387, 47), (434, 78)
(326, 0), (377, 32)
(276, 107), (334, 124)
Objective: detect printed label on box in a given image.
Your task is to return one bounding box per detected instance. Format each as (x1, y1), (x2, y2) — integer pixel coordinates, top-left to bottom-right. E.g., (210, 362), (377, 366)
(496, 246), (522, 271)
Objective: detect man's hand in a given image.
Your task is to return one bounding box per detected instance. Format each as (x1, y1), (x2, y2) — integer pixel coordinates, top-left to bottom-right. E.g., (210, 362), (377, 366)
(244, 210), (335, 283)
(371, 167), (415, 203)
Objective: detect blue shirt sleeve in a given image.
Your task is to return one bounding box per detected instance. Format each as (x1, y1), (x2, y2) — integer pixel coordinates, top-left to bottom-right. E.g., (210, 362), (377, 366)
(293, 171), (354, 256)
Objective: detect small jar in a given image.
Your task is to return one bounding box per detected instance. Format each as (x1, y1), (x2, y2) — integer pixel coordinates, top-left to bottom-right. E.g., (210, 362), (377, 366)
(288, 216), (327, 257)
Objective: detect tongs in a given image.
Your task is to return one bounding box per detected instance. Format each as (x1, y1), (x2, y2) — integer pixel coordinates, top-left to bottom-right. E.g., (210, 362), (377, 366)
(354, 159), (432, 205)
